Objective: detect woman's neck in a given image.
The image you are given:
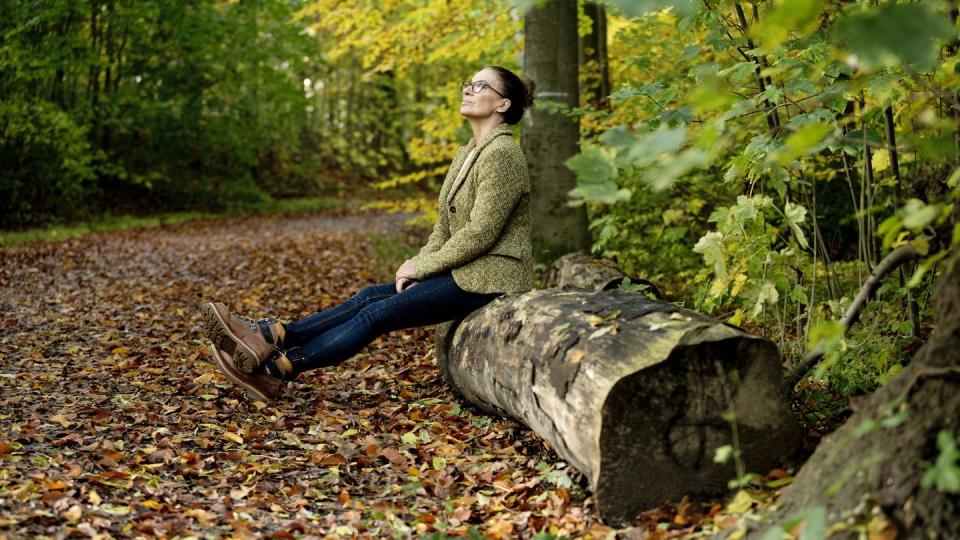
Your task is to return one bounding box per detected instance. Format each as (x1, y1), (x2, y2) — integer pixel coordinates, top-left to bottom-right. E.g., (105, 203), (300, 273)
(468, 117), (506, 147)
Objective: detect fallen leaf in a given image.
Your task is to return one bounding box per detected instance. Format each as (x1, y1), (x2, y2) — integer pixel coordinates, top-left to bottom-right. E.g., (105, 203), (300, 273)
(222, 432), (244, 445)
(726, 490), (754, 514)
(49, 413), (72, 428)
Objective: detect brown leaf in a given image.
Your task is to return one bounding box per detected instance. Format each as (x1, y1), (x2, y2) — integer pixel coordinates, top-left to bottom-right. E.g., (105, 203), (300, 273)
(380, 446), (407, 466)
(49, 413), (73, 428)
(319, 453), (346, 466)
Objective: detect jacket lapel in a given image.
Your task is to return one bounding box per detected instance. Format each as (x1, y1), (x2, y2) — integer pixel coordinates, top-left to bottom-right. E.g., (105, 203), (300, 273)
(445, 124), (512, 207)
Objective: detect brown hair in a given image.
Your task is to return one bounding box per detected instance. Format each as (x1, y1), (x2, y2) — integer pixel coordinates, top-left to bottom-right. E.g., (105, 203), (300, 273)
(487, 66), (536, 125)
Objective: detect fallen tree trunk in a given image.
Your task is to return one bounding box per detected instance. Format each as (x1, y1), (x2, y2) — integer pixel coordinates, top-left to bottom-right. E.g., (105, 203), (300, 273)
(435, 286), (802, 525)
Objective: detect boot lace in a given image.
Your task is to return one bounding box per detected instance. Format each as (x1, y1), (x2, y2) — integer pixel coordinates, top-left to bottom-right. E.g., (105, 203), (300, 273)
(231, 313), (278, 334)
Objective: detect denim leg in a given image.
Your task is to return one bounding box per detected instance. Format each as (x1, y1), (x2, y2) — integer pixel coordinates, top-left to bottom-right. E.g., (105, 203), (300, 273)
(283, 282), (397, 347)
(286, 271), (500, 374)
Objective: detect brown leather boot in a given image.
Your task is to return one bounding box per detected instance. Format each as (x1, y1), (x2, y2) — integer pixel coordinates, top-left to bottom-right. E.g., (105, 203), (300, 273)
(208, 344), (285, 403)
(201, 302), (279, 373)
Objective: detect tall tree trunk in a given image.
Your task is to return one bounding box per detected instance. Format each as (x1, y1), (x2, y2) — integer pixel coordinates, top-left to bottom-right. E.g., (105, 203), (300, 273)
(745, 209), (960, 538)
(580, 2), (610, 111)
(522, 0), (591, 262)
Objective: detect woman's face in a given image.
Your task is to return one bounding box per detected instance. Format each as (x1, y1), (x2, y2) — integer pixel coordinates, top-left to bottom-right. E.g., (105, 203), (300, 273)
(460, 68), (510, 121)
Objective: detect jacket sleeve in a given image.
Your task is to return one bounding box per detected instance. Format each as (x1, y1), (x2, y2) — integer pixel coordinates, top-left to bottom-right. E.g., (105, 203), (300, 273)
(411, 145), (528, 279)
(416, 208), (448, 257)
(416, 147), (465, 257)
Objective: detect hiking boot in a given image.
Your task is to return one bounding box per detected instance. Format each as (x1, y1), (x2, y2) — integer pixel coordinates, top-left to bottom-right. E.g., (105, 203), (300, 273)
(201, 302), (283, 373)
(208, 344), (285, 403)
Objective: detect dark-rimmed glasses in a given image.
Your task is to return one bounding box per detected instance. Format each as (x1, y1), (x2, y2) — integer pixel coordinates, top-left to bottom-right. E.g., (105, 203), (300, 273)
(461, 80), (506, 98)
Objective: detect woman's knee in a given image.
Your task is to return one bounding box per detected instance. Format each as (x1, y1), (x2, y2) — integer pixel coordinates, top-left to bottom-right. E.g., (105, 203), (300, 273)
(352, 283), (396, 303)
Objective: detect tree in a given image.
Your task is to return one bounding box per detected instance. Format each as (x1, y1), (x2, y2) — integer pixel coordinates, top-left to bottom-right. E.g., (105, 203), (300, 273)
(580, 2), (611, 111)
(522, 0), (591, 262)
(749, 209), (960, 537)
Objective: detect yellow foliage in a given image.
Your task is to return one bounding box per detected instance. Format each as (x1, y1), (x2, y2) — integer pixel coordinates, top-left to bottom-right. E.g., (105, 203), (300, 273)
(297, 0), (522, 191)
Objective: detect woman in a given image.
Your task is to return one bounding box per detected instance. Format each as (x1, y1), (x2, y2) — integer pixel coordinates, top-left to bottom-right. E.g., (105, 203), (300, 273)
(202, 65), (536, 402)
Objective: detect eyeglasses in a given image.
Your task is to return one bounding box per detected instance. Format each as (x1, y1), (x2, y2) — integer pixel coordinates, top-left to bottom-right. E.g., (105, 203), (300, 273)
(461, 80), (506, 98)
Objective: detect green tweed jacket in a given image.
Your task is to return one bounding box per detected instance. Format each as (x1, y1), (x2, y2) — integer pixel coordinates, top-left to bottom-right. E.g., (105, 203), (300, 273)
(411, 124), (535, 295)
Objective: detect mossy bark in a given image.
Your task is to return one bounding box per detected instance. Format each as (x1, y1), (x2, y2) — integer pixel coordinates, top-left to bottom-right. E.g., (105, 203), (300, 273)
(743, 245), (960, 539)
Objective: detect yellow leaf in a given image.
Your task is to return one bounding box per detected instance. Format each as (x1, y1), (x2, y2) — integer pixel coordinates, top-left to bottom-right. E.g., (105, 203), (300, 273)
(222, 432), (244, 445)
(485, 519), (514, 539)
(727, 527), (747, 540)
(729, 273), (748, 298)
(910, 238), (929, 255)
(726, 490), (754, 514)
(568, 349), (586, 363)
(871, 149), (890, 173)
(142, 499), (162, 509)
(88, 489), (102, 506)
(101, 504), (130, 516)
(868, 513), (897, 540)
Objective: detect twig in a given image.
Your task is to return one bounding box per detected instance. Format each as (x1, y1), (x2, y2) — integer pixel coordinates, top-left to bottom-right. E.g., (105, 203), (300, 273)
(787, 243), (922, 387)
(727, 94), (820, 122)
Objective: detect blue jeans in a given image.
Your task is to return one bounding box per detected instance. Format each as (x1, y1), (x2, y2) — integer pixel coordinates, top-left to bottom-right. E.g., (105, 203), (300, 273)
(282, 270), (501, 375)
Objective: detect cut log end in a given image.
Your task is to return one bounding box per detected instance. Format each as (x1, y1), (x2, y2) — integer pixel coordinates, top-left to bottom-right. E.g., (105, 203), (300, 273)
(596, 336), (801, 525)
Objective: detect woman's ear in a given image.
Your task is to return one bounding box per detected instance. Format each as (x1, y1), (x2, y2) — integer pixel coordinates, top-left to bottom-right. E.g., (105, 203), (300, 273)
(498, 99), (511, 113)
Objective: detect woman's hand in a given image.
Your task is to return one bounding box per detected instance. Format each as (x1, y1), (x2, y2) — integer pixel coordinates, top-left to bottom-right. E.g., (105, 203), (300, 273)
(395, 259), (418, 293)
(395, 277), (418, 293)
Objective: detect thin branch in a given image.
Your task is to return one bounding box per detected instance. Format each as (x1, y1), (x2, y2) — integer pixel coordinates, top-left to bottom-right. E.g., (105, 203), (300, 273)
(700, 0), (753, 63)
(727, 93), (821, 122)
(787, 243), (922, 387)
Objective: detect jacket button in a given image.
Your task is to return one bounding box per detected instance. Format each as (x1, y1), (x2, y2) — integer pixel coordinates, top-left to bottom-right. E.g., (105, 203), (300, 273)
(449, 205), (456, 213)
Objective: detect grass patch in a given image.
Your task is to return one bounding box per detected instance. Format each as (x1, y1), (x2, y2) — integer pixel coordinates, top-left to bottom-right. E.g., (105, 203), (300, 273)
(364, 232), (421, 283)
(0, 197), (346, 247)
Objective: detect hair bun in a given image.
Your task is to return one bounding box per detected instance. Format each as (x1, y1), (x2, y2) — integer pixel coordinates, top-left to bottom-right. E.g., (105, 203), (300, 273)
(523, 78), (536, 108)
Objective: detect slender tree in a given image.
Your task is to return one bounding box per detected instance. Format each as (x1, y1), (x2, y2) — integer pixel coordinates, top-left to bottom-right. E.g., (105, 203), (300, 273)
(580, 2), (610, 111)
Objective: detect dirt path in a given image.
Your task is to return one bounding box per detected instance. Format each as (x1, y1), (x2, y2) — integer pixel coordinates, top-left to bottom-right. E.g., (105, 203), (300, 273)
(0, 207), (622, 539)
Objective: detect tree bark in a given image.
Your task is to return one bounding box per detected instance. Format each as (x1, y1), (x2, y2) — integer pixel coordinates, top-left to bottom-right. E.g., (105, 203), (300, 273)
(435, 287), (802, 525)
(545, 251), (662, 298)
(522, 0), (591, 262)
(580, 2), (610, 111)
(744, 220), (960, 538)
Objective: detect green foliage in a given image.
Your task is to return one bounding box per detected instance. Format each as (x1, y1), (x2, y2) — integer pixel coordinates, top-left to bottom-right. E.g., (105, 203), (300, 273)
(568, 0), (957, 400)
(833, 3), (955, 71)
(0, 100), (95, 226)
(922, 430), (960, 493)
(761, 505), (827, 540)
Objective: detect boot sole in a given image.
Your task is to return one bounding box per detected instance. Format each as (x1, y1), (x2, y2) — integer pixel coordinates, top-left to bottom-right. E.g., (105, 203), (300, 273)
(209, 345), (273, 403)
(201, 302), (264, 374)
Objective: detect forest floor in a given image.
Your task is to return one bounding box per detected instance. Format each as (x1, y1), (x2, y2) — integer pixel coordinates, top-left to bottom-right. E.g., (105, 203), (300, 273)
(0, 206), (784, 539)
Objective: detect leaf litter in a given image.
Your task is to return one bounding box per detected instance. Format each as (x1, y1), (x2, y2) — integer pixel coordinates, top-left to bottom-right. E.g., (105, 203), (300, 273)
(0, 207), (787, 538)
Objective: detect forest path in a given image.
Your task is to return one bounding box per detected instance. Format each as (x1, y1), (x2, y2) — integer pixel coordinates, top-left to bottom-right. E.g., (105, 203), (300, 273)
(0, 207), (622, 538)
